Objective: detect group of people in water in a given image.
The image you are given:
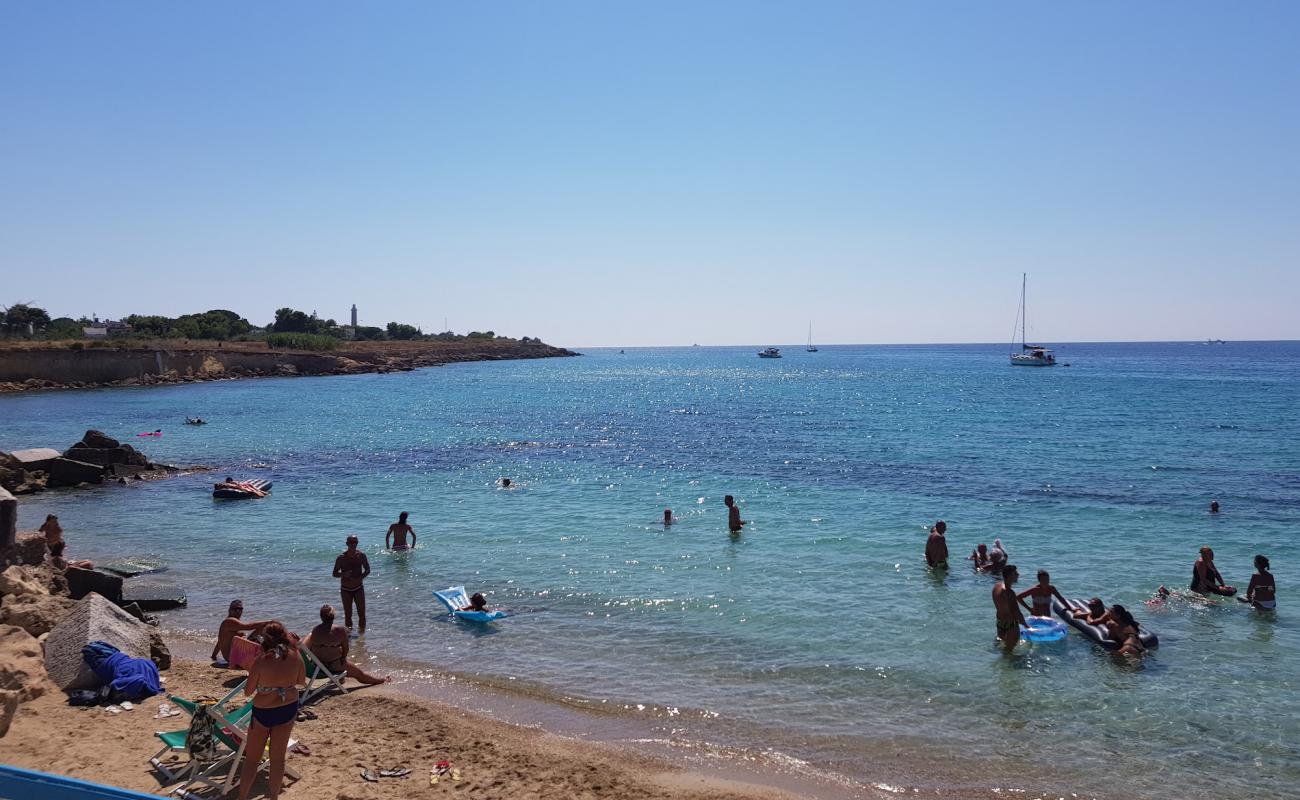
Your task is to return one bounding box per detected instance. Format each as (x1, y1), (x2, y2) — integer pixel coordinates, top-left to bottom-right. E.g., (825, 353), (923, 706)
(923, 503), (1278, 654)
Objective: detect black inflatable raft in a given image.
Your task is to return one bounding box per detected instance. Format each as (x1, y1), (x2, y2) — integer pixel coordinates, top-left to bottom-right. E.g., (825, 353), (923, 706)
(212, 478), (271, 499)
(1053, 597), (1159, 651)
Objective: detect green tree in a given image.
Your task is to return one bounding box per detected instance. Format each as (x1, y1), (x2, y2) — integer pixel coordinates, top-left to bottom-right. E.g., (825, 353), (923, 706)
(353, 326), (387, 341)
(45, 317), (86, 340)
(385, 322), (423, 340)
(2, 304), (51, 336)
(273, 307), (314, 333)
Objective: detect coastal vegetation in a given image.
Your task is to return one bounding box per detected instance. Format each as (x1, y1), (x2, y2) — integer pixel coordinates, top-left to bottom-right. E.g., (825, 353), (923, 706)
(1, 302), (540, 346)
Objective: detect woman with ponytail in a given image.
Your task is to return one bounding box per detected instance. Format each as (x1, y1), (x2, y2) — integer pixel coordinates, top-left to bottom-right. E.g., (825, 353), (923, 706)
(238, 621), (305, 800)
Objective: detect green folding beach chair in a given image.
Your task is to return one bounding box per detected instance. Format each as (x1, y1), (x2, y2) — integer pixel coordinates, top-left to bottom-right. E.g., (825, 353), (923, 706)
(150, 680), (247, 785)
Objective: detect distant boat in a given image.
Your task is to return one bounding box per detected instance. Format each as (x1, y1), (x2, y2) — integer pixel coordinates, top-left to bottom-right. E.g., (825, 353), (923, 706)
(1009, 273), (1056, 367)
(806, 322), (818, 352)
(1204, 338), (1226, 345)
(758, 347), (782, 359)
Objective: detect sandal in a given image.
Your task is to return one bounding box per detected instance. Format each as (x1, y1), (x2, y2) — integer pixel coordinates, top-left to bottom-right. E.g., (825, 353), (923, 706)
(289, 743), (312, 756)
(361, 770), (379, 783)
(379, 768), (411, 778)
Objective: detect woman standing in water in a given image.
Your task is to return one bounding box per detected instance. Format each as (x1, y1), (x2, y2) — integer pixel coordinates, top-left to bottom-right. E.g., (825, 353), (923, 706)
(1243, 555), (1276, 610)
(385, 511), (416, 551)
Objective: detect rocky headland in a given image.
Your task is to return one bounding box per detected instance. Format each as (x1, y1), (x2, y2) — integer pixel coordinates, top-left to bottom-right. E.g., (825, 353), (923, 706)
(0, 338), (578, 393)
(0, 429), (196, 496)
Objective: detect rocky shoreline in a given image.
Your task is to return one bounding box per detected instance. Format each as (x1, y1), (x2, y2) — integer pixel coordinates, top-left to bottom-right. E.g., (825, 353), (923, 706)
(1, 429), (199, 496)
(0, 339), (578, 393)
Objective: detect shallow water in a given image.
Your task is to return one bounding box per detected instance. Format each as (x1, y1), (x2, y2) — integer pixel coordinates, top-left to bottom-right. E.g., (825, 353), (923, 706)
(4, 341), (1298, 798)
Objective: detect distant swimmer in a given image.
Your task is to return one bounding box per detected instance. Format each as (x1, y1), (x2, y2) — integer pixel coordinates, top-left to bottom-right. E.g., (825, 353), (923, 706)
(499, 478), (512, 489)
(968, 543), (990, 570)
(1191, 546), (1236, 596)
(925, 521), (949, 569)
(333, 535), (371, 633)
(988, 539), (1009, 577)
(1017, 570), (1068, 617)
(1242, 555), (1275, 610)
(1209, 500), (1220, 513)
(385, 511), (416, 551)
(663, 508), (677, 526)
(992, 564), (1025, 649)
(724, 495), (747, 532)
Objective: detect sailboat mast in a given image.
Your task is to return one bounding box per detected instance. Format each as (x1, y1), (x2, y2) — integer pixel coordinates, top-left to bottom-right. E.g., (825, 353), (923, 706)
(1021, 273), (1027, 349)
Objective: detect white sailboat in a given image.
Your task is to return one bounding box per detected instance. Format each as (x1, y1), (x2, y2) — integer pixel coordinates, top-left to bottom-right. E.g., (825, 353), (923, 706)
(806, 322), (818, 352)
(1009, 273), (1056, 367)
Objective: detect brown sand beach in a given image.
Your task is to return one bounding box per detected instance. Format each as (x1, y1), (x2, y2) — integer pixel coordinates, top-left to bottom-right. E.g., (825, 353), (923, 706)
(2, 653), (798, 800)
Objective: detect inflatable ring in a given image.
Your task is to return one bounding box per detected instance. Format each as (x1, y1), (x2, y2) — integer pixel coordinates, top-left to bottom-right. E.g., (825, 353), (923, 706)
(1021, 615), (1068, 642)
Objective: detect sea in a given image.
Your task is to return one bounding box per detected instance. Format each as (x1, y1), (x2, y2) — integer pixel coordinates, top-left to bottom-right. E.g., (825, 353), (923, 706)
(3, 341), (1297, 799)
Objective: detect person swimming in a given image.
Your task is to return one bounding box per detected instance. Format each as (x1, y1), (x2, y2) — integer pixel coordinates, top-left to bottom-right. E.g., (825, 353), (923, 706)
(385, 511), (416, 551)
(1243, 555), (1276, 610)
(925, 521), (949, 569)
(663, 508), (677, 526)
(1017, 569), (1068, 617)
(968, 542), (990, 570)
(1209, 500), (1220, 513)
(499, 478), (512, 488)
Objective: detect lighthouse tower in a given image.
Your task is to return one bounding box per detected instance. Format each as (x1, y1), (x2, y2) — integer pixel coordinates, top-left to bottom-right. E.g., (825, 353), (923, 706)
(351, 304), (358, 328)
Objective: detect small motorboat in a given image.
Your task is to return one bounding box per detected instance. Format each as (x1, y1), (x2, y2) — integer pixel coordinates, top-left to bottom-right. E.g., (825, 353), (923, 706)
(212, 478), (272, 499)
(757, 347), (782, 359)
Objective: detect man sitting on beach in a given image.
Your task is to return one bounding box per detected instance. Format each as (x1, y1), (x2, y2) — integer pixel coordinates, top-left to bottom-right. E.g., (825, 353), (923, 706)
(925, 520), (948, 569)
(211, 600), (272, 664)
(333, 535), (371, 633)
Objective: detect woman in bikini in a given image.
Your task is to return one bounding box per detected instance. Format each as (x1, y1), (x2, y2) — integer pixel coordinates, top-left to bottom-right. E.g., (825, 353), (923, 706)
(237, 622), (305, 800)
(304, 605), (389, 685)
(1191, 546), (1236, 596)
(385, 511), (417, 551)
(1244, 555), (1276, 610)
(1016, 569), (1069, 617)
(1104, 604), (1145, 656)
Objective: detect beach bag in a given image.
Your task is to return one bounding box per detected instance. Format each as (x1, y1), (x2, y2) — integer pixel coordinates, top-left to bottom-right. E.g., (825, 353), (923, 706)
(186, 700), (219, 762)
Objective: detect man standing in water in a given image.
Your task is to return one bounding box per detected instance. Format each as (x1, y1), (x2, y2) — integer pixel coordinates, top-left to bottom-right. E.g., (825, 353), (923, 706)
(724, 495), (747, 532)
(925, 520), (949, 569)
(992, 564), (1025, 649)
(333, 535), (371, 633)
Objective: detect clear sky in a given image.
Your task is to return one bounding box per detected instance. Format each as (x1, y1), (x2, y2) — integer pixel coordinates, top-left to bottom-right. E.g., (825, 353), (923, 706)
(2, 2), (1296, 346)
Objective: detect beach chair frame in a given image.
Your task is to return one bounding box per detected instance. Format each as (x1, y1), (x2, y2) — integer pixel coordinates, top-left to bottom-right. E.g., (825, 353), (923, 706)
(299, 641), (347, 705)
(149, 680), (247, 784)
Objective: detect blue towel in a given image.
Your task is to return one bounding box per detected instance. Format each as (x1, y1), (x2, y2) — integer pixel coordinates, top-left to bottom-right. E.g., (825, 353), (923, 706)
(82, 640), (162, 701)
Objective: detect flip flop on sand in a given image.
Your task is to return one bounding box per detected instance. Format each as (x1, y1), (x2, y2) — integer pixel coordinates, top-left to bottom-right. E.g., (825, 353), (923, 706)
(289, 743), (312, 756)
(378, 768), (411, 778)
(361, 770), (379, 782)
(295, 709), (318, 722)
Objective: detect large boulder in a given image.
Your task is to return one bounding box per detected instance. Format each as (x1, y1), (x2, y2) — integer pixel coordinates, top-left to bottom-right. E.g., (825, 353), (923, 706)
(43, 593), (152, 691)
(65, 567), (123, 604)
(44, 457), (105, 488)
(63, 443), (149, 468)
(0, 565), (47, 597)
(0, 624), (55, 702)
(0, 468), (46, 495)
(8, 449), (61, 472)
(80, 430), (120, 449)
(0, 593), (76, 637)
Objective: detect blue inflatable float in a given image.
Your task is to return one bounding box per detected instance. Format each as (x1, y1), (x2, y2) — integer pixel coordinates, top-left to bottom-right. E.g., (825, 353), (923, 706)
(434, 586), (506, 623)
(1020, 615), (1068, 642)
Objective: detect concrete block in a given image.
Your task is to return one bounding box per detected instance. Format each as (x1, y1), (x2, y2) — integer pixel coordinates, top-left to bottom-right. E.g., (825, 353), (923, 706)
(43, 593), (153, 691)
(65, 567), (123, 604)
(45, 457), (105, 488)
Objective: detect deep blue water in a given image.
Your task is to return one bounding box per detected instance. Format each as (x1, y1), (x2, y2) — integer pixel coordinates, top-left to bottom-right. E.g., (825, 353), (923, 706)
(3, 341), (1297, 798)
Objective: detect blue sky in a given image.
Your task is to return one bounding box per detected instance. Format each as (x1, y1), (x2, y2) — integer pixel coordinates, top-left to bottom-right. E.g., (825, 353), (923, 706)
(2, 2), (1296, 346)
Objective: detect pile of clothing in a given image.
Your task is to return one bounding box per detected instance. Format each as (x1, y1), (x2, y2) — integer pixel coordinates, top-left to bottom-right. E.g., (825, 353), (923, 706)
(74, 640), (162, 703)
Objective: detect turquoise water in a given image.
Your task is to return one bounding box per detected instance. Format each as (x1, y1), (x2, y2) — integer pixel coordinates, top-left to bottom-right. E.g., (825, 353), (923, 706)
(4, 342), (1298, 798)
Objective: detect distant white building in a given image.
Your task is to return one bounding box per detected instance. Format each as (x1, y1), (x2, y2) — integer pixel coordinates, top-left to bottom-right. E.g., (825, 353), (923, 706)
(83, 317), (132, 339)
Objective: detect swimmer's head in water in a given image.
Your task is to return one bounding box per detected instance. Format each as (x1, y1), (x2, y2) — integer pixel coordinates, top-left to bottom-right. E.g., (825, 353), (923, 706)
(320, 604), (335, 623)
(976, 543), (988, 553)
(501, 478), (511, 487)
(398, 511), (408, 523)
(225, 476), (234, 483)
(1210, 500), (1220, 512)
(663, 509), (672, 522)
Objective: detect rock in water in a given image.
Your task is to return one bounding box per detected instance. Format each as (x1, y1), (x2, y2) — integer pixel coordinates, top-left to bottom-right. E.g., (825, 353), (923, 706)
(80, 430), (120, 449)
(65, 566), (123, 604)
(45, 457), (105, 488)
(122, 579), (187, 611)
(43, 592), (153, 691)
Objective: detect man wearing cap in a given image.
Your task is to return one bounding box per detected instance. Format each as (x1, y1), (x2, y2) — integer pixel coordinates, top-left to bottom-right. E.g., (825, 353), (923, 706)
(333, 535), (371, 633)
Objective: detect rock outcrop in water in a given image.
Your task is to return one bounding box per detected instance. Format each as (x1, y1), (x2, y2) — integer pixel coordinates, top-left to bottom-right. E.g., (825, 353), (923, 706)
(0, 430), (184, 495)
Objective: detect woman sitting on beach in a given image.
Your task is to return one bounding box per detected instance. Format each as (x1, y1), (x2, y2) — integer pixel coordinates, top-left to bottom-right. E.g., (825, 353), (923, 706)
(1243, 555), (1276, 610)
(305, 605), (390, 685)
(1191, 547), (1236, 596)
(1016, 570), (1069, 617)
(238, 621), (305, 800)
